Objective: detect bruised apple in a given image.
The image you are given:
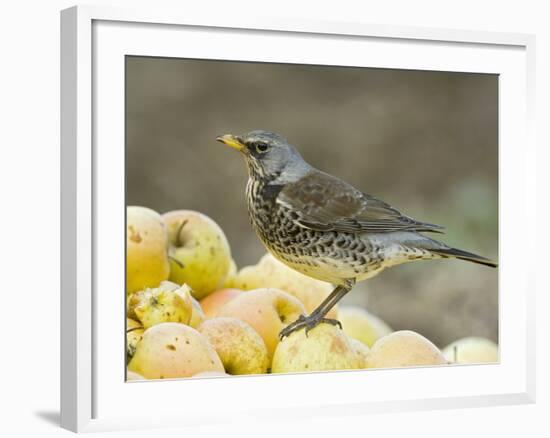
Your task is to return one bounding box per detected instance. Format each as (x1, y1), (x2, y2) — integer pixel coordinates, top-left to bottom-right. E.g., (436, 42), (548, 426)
(271, 324), (361, 373)
(127, 281), (193, 329)
(128, 322), (224, 379)
(199, 317), (269, 375)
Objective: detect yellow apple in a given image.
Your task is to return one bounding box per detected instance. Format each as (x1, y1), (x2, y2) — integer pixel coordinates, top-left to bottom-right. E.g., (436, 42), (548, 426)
(229, 253), (337, 318)
(126, 206), (170, 294)
(349, 337), (371, 369)
(198, 317), (269, 375)
(338, 306), (392, 348)
(221, 258), (238, 288)
(191, 371), (229, 378)
(272, 324), (361, 373)
(216, 288), (305, 360)
(126, 318), (144, 359)
(442, 337), (499, 364)
(127, 282), (193, 329)
(126, 280), (179, 320)
(126, 370), (145, 381)
(128, 322), (224, 379)
(188, 296), (206, 328)
(365, 330), (447, 369)
(162, 210), (232, 299)
(199, 288), (244, 319)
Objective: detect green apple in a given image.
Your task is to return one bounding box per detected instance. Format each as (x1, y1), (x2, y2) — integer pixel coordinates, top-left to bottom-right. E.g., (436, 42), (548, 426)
(272, 324), (362, 373)
(198, 317), (269, 375)
(163, 210), (232, 299)
(442, 337), (499, 364)
(338, 306), (392, 348)
(126, 206), (170, 294)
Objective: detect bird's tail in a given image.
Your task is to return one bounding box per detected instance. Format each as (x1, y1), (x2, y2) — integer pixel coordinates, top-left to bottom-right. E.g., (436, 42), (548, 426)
(431, 247), (498, 268)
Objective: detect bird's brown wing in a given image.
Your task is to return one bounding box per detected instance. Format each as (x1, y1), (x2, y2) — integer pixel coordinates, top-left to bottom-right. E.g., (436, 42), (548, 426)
(276, 170), (444, 234)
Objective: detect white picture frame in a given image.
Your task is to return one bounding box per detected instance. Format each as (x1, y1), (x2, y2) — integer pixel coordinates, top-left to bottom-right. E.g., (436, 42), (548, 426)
(60, 4), (536, 433)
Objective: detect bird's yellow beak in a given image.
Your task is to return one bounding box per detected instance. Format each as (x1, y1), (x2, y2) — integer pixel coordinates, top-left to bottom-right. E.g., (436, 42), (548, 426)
(216, 134), (245, 151)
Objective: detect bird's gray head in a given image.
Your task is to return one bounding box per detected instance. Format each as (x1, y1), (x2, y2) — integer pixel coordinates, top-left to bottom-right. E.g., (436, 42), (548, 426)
(216, 130), (309, 182)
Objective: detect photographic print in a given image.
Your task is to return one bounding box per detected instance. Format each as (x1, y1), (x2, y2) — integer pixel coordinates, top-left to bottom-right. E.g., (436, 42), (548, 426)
(125, 56), (498, 380)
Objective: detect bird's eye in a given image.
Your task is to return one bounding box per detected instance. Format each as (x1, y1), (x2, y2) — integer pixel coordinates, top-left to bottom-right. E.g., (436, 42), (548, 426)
(255, 142), (269, 153)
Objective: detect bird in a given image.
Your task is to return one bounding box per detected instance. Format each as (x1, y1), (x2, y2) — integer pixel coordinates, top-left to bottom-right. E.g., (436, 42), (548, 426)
(216, 130), (497, 339)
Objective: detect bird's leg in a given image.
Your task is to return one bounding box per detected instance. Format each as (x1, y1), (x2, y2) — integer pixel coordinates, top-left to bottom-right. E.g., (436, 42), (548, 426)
(309, 279), (355, 319)
(279, 279), (355, 339)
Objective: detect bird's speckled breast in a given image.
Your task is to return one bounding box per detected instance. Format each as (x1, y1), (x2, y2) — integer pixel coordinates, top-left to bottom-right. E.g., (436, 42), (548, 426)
(245, 178), (396, 284)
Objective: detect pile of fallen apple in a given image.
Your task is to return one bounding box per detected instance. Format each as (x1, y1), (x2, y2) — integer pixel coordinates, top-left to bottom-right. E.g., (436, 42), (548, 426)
(126, 206), (499, 381)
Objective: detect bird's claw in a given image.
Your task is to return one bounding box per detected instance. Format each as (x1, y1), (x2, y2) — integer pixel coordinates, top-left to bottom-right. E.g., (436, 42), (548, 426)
(279, 315), (342, 340)
(279, 315), (306, 340)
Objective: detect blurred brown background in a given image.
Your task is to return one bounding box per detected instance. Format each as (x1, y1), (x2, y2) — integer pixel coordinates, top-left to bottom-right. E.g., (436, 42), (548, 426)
(126, 56), (498, 348)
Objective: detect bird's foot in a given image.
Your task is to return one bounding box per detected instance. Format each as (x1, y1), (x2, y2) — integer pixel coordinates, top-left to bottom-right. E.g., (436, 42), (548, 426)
(279, 314), (342, 340)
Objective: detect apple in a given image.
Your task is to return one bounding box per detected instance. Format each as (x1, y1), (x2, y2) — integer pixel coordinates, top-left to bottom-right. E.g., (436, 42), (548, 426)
(271, 324), (361, 373)
(338, 306), (392, 348)
(128, 322), (224, 379)
(364, 330), (447, 369)
(126, 370), (145, 381)
(198, 317), (269, 375)
(188, 296), (206, 328)
(229, 253), (337, 318)
(127, 280), (178, 320)
(126, 206), (170, 294)
(442, 337), (499, 364)
(127, 281), (193, 329)
(191, 371), (229, 378)
(216, 288), (305, 360)
(199, 288), (243, 319)
(349, 338), (370, 369)
(221, 258), (238, 288)
(162, 210), (232, 299)
(126, 318), (144, 360)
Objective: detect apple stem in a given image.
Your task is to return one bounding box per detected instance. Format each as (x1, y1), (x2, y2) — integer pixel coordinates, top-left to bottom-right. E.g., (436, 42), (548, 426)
(169, 256), (185, 269)
(453, 345), (458, 363)
(175, 219), (189, 247)
(126, 326), (143, 333)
